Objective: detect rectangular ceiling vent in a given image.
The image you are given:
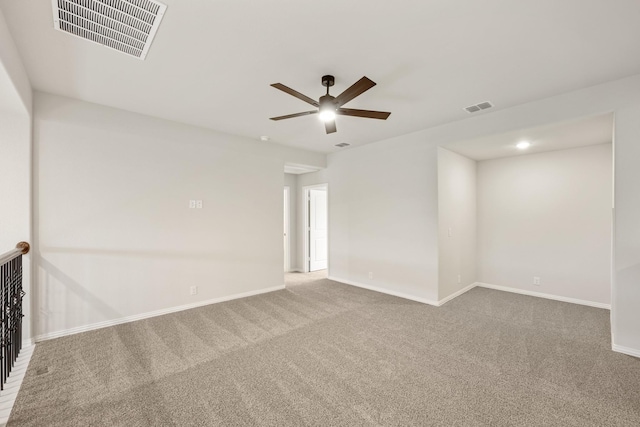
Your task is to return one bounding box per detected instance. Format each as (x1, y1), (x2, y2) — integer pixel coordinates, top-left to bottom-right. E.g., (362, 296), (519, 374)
(464, 101), (493, 113)
(335, 143), (351, 148)
(52, 0), (167, 60)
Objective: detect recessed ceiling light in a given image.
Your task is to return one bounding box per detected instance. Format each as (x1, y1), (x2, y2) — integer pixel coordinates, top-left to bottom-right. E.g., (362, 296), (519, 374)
(260, 136), (270, 141)
(516, 141), (531, 149)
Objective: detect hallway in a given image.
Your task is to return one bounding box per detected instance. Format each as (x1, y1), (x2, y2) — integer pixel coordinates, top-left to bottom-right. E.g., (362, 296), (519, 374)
(285, 270), (328, 287)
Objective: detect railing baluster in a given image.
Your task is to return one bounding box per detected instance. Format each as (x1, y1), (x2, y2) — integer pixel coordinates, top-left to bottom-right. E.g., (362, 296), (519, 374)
(1, 260), (6, 389)
(2, 260), (6, 389)
(4, 259), (8, 388)
(1, 261), (4, 390)
(0, 242), (29, 392)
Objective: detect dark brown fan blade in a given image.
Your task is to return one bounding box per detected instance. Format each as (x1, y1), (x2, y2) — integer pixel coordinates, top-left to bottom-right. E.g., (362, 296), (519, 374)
(270, 111), (318, 121)
(335, 76), (376, 106)
(271, 83), (319, 107)
(337, 108), (391, 120)
(325, 120), (337, 134)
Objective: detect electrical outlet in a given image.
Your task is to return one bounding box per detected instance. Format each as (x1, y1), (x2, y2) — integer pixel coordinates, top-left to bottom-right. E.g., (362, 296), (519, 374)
(196, 200), (203, 209)
(190, 286), (198, 295)
(533, 276), (541, 286)
(448, 227), (452, 237)
(189, 200), (196, 209)
(457, 274), (461, 284)
(368, 272), (373, 279)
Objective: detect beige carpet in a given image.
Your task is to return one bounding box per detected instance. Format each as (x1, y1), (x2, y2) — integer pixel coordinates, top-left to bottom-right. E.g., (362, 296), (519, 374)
(9, 274), (640, 426)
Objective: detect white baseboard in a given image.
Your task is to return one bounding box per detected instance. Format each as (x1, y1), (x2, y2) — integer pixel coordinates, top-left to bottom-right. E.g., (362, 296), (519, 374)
(287, 268), (303, 273)
(612, 343), (640, 359)
(437, 283), (478, 306)
(324, 278), (611, 311)
(0, 344), (35, 426)
(34, 285), (286, 342)
(476, 282), (611, 309)
(327, 276), (439, 306)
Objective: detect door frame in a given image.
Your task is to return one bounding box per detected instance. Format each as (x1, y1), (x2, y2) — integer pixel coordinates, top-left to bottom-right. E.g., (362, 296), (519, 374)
(284, 186), (290, 272)
(303, 183), (329, 273)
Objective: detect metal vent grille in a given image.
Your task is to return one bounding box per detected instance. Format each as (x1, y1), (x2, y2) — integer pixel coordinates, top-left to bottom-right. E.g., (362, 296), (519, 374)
(52, 0), (167, 59)
(464, 101), (493, 113)
(335, 143), (351, 148)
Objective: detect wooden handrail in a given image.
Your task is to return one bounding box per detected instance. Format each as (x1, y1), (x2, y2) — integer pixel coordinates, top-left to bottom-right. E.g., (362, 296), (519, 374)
(0, 242), (30, 266)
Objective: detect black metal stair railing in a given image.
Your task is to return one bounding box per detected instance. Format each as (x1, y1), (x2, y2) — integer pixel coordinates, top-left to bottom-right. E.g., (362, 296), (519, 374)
(0, 242), (29, 391)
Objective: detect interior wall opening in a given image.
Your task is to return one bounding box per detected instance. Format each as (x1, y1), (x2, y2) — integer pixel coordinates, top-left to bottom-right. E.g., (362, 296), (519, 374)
(438, 113), (614, 307)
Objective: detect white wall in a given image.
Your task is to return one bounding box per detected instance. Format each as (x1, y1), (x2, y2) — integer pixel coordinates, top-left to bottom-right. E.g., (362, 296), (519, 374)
(612, 104), (640, 354)
(0, 8), (31, 113)
(33, 92), (325, 339)
(438, 148), (476, 301)
(0, 8), (32, 343)
(0, 111), (32, 343)
(318, 74), (640, 354)
(477, 144), (612, 305)
(284, 173), (297, 271)
(323, 140), (440, 303)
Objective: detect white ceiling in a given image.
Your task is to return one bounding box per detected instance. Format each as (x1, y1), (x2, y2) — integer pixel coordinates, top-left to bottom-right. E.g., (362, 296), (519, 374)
(1, 0), (639, 153)
(443, 113), (613, 161)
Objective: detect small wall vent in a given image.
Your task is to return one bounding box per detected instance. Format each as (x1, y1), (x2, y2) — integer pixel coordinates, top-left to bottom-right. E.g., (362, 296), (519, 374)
(464, 101), (494, 113)
(335, 143), (351, 148)
(52, 0), (167, 60)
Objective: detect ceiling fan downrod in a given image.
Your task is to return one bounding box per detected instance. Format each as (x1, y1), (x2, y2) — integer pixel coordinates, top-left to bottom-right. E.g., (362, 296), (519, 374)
(321, 75), (335, 95)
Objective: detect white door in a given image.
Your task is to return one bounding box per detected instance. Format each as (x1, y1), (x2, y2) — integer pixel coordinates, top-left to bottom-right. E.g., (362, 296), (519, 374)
(309, 189), (327, 271)
(284, 187), (289, 272)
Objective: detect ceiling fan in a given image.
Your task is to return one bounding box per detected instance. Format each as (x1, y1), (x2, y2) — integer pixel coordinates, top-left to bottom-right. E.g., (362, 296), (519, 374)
(270, 75), (391, 134)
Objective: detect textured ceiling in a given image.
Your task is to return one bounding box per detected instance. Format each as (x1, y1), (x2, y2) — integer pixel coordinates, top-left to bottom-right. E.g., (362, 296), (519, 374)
(1, 0), (639, 153)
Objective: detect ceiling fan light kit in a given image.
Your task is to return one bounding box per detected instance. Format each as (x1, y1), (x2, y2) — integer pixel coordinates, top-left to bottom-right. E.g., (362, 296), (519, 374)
(270, 75), (391, 134)
(318, 75), (337, 122)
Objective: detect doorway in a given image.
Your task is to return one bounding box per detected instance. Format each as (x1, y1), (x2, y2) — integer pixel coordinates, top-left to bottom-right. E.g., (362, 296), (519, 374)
(304, 184), (328, 272)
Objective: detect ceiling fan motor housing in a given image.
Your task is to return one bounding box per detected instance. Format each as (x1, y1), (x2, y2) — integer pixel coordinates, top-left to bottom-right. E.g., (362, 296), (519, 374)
(319, 94), (338, 111)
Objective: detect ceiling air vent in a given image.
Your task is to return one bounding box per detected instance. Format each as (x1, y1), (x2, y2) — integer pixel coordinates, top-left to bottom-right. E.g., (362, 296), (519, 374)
(464, 101), (493, 113)
(52, 0), (167, 60)
(335, 143), (351, 148)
